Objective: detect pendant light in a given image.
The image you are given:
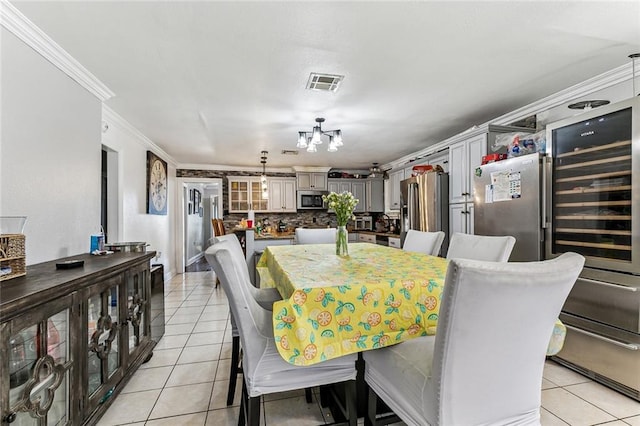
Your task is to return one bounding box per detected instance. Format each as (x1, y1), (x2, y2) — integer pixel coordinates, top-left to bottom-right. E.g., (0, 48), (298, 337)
(260, 151), (268, 199)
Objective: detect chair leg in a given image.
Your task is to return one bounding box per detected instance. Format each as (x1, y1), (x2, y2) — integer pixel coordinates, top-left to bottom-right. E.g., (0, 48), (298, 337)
(238, 379), (246, 426)
(227, 335), (240, 406)
(247, 395), (261, 426)
(305, 387), (313, 403)
(345, 380), (357, 426)
(365, 386), (378, 426)
(215, 277), (220, 288)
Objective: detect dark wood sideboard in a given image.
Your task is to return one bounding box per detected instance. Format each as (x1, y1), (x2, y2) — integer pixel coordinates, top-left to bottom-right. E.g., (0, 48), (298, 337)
(0, 252), (156, 425)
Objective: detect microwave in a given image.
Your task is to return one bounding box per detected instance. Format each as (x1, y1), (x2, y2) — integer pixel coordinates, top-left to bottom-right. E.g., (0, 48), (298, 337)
(297, 191), (328, 210)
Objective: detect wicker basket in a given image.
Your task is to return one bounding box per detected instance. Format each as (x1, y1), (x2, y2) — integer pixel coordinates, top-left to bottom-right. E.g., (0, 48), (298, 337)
(0, 234), (26, 281)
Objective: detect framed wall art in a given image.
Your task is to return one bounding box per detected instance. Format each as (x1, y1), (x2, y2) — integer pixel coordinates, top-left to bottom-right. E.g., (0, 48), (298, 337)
(147, 151), (168, 215)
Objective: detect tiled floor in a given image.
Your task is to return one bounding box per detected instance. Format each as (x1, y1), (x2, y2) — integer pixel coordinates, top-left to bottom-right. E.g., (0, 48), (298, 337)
(97, 270), (640, 426)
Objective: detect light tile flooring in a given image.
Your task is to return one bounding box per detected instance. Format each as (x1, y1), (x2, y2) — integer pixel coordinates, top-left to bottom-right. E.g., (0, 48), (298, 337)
(97, 270), (640, 426)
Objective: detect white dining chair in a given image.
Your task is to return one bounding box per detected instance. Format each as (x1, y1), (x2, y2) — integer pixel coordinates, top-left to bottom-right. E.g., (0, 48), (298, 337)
(295, 227), (337, 244)
(363, 252), (585, 426)
(402, 230), (445, 256)
(205, 234), (282, 406)
(445, 232), (516, 262)
(207, 244), (358, 426)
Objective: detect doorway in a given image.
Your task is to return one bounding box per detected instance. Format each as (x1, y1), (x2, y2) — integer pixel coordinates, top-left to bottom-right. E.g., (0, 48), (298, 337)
(175, 177), (222, 273)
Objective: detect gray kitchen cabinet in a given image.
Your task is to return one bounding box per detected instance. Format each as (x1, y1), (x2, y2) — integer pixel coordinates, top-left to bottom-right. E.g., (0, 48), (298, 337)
(365, 179), (384, 212)
(327, 179), (366, 213)
(268, 178), (297, 212)
(387, 169), (404, 211)
(296, 172), (327, 191)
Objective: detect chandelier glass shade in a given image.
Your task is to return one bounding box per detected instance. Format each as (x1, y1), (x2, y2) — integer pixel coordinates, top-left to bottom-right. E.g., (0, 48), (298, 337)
(297, 118), (343, 152)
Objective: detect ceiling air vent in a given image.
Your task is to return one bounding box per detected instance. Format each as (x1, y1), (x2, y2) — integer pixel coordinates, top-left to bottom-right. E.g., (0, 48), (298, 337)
(281, 150), (299, 156)
(306, 73), (344, 92)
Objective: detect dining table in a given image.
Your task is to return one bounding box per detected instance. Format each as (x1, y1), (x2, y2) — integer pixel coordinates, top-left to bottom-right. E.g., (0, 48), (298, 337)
(257, 242), (567, 366)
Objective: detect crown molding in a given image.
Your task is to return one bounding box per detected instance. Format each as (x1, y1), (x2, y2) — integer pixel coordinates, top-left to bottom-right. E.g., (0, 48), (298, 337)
(384, 62), (635, 171)
(102, 106), (176, 166)
(178, 163), (295, 173)
(1, 0), (114, 101)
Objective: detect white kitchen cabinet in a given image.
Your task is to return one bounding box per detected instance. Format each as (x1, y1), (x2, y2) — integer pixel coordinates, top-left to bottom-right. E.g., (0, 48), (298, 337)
(228, 176), (268, 212)
(358, 233), (376, 244)
(296, 172), (327, 190)
(388, 237), (401, 248)
(450, 203), (474, 236)
(428, 150), (449, 173)
(366, 179), (384, 212)
(268, 178), (297, 212)
(449, 134), (486, 204)
(387, 169), (404, 211)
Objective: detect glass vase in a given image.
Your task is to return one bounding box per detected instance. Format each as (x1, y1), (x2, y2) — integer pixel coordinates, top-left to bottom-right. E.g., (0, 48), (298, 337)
(336, 225), (349, 256)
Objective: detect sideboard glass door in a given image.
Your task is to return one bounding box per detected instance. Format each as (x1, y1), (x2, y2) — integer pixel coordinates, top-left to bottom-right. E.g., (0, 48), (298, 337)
(2, 297), (73, 426)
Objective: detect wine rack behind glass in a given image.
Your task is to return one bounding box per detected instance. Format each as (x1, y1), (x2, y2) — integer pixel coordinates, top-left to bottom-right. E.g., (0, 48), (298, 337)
(551, 106), (632, 263)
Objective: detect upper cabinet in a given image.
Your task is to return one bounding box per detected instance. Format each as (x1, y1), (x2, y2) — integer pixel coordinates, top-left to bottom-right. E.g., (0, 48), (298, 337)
(448, 134), (486, 204)
(268, 178), (297, 212)
(327, 179), (367, 213)
(366, 179), (384, 212)
(296, 172), (327, 191)
(228, 177), (268, 212)
(387, 169), (404, 211)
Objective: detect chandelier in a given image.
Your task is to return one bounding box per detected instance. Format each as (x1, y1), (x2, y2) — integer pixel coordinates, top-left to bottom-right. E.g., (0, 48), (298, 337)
(297, 117), (343, 153)
(260, 151), (268, 199)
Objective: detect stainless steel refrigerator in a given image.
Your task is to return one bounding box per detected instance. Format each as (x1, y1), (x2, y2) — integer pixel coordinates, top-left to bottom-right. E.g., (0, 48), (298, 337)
(400, 172), (449, 255)
(473, 152), (545, 262)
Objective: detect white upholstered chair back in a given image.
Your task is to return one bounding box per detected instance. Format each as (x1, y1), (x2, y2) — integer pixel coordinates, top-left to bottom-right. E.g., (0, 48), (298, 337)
(402, 230), (445, 256)
(206, 245), (278, 382)
(445, 233), (516, 262)
(295, 228), (337, 244)
(430, 252), (584, 424)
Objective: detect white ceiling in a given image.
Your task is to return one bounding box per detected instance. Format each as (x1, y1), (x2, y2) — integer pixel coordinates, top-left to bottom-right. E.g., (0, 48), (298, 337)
(12, 1), (640, 169)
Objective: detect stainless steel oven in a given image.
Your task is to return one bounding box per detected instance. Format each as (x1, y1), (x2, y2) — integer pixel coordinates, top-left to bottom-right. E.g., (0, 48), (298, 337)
(297, 191), (328, 210)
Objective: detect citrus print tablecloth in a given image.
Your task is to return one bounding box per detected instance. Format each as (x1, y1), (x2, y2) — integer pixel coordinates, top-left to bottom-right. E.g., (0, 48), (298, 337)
(257, 243), (568, 366)
(257, 243), (448, 366)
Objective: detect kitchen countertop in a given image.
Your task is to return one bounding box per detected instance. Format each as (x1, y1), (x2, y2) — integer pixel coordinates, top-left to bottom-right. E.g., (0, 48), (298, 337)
(357, 230), (401, 238)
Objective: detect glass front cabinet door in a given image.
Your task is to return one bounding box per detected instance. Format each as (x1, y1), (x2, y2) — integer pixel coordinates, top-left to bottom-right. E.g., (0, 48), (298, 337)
(125, 263), (151, 361)
(84, 274), (124, 417)
(1, 294), (75, 425)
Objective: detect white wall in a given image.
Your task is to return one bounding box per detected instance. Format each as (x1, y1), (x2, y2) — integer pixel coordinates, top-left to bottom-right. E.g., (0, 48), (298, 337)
(1, 28), (102, 263)
(101, 108), (177, 278)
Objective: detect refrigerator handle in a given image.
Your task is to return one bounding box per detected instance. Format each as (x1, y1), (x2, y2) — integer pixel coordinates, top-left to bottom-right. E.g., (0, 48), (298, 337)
(408, 185), (414, 230)
(542, 156), (551, 230)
